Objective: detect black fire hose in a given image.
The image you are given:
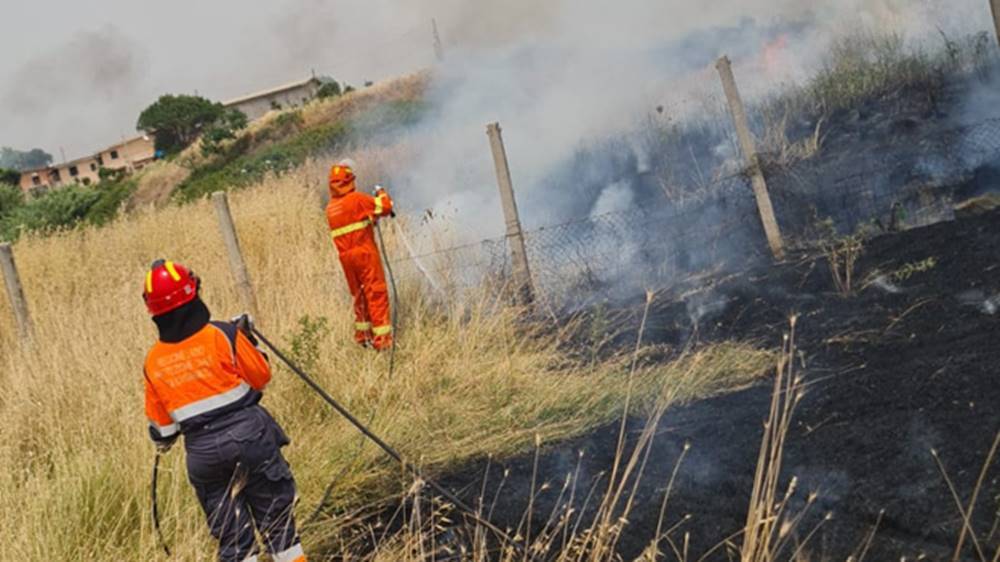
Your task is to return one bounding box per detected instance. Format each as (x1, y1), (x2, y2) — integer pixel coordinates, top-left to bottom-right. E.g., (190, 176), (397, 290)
(302, 216), (399, 526)
(250, 326), (522, 554)
(151, 450), (171, 557)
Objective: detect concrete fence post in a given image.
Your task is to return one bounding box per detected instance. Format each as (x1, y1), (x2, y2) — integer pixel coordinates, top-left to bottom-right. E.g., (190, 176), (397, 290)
(212, 191), (259, 317)
(992, 0), (1000, 49)
(486, 122), (536, 305)
(0, 243), (34, 342)
(715, 56), (786, 261)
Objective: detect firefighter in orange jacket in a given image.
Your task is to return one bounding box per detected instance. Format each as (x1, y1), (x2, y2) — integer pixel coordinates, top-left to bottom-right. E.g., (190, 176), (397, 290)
(326, 159), (395, 350)
(142, 259), (306, 562)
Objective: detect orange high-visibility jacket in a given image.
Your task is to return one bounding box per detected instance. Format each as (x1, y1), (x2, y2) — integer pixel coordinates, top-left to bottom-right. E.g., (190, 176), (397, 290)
(326, 188), (395, 347)
(326, 189), (394, 255)
(144, 322), (270, 441)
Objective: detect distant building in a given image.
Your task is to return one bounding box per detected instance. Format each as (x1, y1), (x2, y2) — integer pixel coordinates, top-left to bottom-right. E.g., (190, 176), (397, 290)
(223, 77), (323, 122)
(15, 77), (321, 195)
(18, 135), (156, 195)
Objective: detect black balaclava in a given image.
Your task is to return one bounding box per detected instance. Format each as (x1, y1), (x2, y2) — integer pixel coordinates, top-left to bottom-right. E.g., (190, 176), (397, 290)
(153, 296), (211, 343)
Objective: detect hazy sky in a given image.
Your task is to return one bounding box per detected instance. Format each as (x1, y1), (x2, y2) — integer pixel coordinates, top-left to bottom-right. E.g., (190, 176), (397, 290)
(0, 0), (437, 160)
(1, 0), (989, 161)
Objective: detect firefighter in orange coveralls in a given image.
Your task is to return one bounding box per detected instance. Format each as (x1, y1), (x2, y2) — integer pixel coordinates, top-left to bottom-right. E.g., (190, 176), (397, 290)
(326, 159), (395, 350)
(142, 259), (307, 562)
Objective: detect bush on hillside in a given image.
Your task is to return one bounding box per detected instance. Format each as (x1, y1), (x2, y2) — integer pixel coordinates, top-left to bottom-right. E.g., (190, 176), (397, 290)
(174, 122), (348, 202)
(317, 81), (342, 99)
(0, 183), (25, 217)
(84, 179), (139, 227)
(173, 98), (427, 203)
(0, 167), (20, 186)
(769, 30), (996, 123)
(317, 75), (353, 100)
(0, 177), (138, 241)
(201, 108), (249, 157)
(0, 186), (102, 241)
(98, 167), (127, 183)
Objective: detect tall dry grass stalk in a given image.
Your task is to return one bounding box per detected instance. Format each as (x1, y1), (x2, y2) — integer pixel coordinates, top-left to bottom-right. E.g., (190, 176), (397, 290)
(738, 316), (830, 562)
(0, 165), (772, 560)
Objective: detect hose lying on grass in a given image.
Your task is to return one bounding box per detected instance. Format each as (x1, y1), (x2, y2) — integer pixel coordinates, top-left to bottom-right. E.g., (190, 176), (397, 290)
(251, 325), (523, 555)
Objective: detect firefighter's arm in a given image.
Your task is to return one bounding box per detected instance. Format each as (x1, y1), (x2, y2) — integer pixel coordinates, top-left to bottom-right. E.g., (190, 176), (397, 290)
(144, 372), (179, 447)
(371, 185), (394, 219)
(234, 328), (272, 391)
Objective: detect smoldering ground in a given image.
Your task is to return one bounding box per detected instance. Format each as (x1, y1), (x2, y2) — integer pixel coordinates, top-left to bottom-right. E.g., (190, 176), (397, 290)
(425, 206), (1000, 561)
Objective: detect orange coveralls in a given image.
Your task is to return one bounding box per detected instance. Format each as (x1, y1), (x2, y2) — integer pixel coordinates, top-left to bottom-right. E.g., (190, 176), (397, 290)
(326, 183), (394, 349)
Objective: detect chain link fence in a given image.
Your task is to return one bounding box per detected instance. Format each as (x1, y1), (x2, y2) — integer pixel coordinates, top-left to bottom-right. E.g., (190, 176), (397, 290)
(385, 114), (1000, 307)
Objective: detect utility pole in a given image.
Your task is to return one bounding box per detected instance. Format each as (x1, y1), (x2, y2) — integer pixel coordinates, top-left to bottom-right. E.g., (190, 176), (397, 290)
(486, 122), (535, 305)
(715, 56), (785, 261)
(992, 0), (1000, 48)
(432, 18), (445, 62)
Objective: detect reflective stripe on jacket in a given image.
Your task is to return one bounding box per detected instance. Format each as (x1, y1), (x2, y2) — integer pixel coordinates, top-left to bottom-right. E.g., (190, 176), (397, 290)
(144, 321), (271, 441)
(325, 189), (394, 255)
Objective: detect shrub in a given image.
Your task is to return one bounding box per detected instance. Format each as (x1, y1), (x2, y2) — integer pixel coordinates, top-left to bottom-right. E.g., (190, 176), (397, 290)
(98, 167), (127, 183)
(0, 186), (102, 241)
(84, 179), (138, 227)
(174, 122), (348, 202)
(286, 315), (331, 374)
(317, 81), (342, 99)
(201, 109), (249, 157)
(0, 167), (20, 186)
(0, 183), (25, 217)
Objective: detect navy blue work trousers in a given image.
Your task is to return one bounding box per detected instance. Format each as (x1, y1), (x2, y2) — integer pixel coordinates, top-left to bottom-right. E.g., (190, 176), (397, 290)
(184, 405), (301, 562)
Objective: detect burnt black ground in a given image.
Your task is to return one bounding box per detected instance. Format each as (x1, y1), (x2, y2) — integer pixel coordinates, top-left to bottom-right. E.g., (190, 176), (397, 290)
(432, 208), (1000, 561)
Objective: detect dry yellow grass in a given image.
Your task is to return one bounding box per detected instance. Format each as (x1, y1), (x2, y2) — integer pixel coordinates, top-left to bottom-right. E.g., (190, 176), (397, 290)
(129, 160), (192, 209)
(0, 165), (773, 561)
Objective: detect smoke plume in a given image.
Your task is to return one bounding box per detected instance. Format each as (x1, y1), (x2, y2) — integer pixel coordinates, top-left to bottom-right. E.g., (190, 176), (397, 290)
(339, 0), (994, 243)
(1, 25), (147, 160)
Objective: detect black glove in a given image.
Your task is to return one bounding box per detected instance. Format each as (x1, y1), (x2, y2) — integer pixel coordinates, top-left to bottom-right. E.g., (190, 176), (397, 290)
(230, 314), (259, 344)
(155, 436), (177, 453)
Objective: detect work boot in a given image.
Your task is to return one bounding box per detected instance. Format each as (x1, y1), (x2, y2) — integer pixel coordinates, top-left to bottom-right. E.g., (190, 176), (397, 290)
(354, 329), (373, 348)
(372, 333), (393, 351)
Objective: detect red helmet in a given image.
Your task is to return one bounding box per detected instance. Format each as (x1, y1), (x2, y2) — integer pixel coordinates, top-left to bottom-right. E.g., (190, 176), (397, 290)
(143, 259), (199, 316)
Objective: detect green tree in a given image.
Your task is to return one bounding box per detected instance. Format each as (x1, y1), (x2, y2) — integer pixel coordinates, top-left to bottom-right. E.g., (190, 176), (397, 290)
(137, 94), (225, 155)
(0, 167), (20, 186)
(201, 109), (249, 157)
(0, 147), (53, 171)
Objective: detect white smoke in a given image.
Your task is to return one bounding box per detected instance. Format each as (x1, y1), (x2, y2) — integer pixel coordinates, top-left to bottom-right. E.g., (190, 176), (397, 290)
(590, 182), (635, 218)
(363, 0), (993, 243)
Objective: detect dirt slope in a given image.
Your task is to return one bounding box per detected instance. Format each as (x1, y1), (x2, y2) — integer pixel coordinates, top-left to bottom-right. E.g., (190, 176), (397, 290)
(438, 208), (1000, 560)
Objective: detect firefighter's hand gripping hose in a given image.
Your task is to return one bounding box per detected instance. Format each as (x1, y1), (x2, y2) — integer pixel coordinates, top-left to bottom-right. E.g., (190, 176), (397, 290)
(250, 326), (524, 554)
